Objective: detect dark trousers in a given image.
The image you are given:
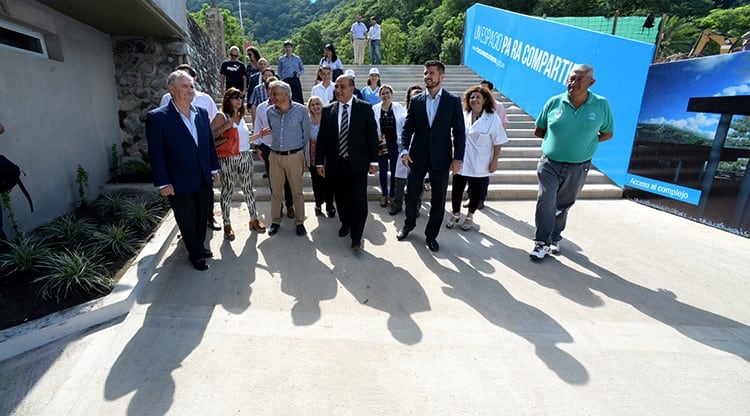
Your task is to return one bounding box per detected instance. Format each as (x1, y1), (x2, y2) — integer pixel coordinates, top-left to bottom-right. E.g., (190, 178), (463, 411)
(332, 157), (368, 242)
(169, 181), (211, 261)
(309, 166), (334, 211)
(405, 167), (448, 239)
(451, 174), (488, 214)
(284, 77), (304, 104)
(466, 180), (489, 202)
(259, 143), (293, 207)
(377, 141), (399, 198)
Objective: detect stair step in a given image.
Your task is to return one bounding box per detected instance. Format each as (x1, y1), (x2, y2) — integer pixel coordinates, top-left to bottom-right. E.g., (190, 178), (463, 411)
(216, 183), (621, 202)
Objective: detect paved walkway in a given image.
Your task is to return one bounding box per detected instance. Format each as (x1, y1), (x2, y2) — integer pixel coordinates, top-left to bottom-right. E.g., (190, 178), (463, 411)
(1, 200), (749, 415)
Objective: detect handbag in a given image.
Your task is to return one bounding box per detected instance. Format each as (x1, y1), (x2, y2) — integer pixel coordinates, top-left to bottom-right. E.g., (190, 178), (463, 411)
(215, 114), (240, 158)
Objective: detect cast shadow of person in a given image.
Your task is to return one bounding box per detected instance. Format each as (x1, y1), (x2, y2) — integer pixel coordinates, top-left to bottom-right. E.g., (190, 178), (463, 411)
(480, 206), (605, 307)
(483, 206), (750, 361)
(257, 226), (337, 326)
(104, 238), (258, 415)
(411, 231), (590, 385)
(563, 249), (750, 362)
(314, 225), (430, 345)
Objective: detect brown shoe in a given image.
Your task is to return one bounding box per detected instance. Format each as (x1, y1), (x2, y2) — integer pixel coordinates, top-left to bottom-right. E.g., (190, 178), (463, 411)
(223, 224), (235, 241)
(287, 206), (295, 218)
(250, 219), (267, 233)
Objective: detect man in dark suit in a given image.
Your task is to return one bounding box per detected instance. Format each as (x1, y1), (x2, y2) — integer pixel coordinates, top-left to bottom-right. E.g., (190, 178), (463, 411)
(147, 70), (220, 271)
(315, 75), (379, 251)
(397, 60), (466, 252)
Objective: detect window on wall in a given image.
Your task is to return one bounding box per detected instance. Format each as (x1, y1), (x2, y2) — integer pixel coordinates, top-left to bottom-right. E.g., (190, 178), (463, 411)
(0, 19), (48, 58)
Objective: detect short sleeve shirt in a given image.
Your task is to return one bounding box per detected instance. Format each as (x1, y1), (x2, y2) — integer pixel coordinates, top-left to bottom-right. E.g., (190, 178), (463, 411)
(220, 60), (247, 91)
(535, 92), (614, 163)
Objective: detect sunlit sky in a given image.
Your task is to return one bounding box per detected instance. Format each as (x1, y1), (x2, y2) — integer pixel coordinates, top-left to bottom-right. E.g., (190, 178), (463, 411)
(638, 52), (750, 139)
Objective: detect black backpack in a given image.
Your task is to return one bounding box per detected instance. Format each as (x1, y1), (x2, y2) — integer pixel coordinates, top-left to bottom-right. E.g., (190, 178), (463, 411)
(0, 155), (33, 212)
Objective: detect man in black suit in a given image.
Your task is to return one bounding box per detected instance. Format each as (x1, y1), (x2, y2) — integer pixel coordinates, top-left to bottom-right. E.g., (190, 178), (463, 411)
(315, 75), (379, 251)
(397, 60), (466, 252)
(147, 70), (220, 271)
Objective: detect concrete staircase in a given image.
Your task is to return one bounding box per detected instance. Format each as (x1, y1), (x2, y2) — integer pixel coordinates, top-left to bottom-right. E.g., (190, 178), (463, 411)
(228, 64), (622, 201)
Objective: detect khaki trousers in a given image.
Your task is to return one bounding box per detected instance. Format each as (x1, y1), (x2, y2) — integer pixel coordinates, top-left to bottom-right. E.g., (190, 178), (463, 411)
(269, 151), (306, 225)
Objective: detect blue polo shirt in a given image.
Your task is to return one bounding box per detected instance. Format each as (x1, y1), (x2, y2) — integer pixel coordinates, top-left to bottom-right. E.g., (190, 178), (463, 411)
(536, 91), (614, 163)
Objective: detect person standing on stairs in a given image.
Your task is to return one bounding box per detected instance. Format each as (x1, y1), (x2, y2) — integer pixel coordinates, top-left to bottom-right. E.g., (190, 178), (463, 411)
(529, 64), (614, 260)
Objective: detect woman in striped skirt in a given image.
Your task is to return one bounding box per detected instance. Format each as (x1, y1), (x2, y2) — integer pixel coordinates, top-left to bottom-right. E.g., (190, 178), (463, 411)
(211, 88), (266, 240)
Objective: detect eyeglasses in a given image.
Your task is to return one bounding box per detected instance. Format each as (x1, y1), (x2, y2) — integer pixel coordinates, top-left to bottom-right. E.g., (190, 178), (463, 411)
(230, 54), (238, 58)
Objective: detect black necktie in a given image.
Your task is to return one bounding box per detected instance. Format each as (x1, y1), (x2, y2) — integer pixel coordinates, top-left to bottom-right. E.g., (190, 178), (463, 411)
(339, 103), (349, 158)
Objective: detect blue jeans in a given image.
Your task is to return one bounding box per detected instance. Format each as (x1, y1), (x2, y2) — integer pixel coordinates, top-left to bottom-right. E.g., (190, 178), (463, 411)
(370, 40), (381, 65)
(534, 155), (590, 244)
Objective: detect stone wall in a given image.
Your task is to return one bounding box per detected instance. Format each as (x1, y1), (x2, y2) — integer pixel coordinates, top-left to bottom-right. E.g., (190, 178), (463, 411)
(113, 15), (223, 158)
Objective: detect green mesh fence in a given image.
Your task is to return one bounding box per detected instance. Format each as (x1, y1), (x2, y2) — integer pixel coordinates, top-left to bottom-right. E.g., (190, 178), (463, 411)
(546, 15), (661, 44)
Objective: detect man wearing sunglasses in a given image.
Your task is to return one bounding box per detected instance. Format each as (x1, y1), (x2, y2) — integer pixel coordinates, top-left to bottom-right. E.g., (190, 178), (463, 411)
(220, 46), (247, 98)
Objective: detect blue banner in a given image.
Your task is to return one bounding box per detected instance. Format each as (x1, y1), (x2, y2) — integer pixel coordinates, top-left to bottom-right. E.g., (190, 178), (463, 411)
(624, 174), (702, 205)
(463, 4), (654, 187)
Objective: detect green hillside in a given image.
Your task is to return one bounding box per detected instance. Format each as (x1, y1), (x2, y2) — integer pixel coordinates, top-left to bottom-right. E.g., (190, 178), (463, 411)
(188, 0), (749, 64)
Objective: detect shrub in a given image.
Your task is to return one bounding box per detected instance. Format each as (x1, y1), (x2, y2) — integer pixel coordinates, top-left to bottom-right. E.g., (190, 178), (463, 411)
(92, 222), (140, 256)
(35, 250), (112, 301)
(121, 199), (161, 232)
(0, 236), (51, 275)
(93, 192), (125, 217)
(40, 214), (97, 249)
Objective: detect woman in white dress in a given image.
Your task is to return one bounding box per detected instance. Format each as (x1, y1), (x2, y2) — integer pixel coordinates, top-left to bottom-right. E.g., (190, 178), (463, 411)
(447, 86), (508, 231)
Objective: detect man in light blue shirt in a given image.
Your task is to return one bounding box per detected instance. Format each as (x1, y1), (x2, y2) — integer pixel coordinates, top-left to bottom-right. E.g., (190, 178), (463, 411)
(265, 80), (311, 236)
(277, 40), (305, 104)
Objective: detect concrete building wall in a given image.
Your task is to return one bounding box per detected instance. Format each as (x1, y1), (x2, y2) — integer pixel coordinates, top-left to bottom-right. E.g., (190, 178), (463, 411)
(0, 0), (120, 235)
(153, 0), (188, 34)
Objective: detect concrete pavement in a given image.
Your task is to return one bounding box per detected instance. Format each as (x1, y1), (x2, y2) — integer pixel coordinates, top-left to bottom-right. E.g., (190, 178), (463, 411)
(1, 199), (749, 415)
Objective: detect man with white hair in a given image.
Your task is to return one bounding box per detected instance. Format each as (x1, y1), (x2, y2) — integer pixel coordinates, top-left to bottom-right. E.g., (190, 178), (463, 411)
(265, 80), (311, 237)
(529, 64), (614, 260)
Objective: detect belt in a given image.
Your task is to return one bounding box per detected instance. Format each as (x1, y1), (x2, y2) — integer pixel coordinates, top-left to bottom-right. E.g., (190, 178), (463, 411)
(272, 147), (303, 155)
(354, 38), (365, 40)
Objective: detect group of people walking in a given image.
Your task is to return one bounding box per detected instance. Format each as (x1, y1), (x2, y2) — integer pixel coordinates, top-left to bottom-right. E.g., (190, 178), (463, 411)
(147, 51), (613, 270)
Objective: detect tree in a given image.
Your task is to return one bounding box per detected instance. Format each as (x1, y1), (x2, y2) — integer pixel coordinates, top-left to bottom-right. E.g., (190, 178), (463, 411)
(381, 18), (410, 64)
(293, 23), (325, 64)
(190, 5), (246, 55)
(696, 4), (750, 36)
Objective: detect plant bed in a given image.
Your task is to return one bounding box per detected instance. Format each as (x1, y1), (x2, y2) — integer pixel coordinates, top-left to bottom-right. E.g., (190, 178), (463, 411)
(0, 191), (170, 330)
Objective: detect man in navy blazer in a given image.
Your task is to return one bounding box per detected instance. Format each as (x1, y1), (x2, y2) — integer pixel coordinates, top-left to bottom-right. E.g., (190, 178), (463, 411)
(147, 70), (220, 271)
(316, 75), (379, 251)
(397, 60), (466, 252)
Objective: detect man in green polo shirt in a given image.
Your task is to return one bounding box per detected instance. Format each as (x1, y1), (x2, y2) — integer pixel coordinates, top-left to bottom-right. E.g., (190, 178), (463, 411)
(530, 64), (614, 260)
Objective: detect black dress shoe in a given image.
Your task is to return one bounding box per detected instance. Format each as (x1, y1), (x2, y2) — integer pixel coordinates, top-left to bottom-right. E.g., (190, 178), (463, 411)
(326, 208), (336, 218)
(396, 226), (413, 240)
(268, 223), (280, 236)
(296, 224), (307, 236)
(202, 249), (213, 258)
(191, 258), (209, 271)
(338, 224), (350, 238)
(425, 237), (440, 252)
(389, 206), (402, 215)
(208, 218), (222, 231)
(351, 240), (362, 251)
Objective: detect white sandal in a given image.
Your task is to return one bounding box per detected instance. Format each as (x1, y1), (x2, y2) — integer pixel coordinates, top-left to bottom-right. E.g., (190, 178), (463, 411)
(446, 213), (461, 228)
(460, 216), (474, 231)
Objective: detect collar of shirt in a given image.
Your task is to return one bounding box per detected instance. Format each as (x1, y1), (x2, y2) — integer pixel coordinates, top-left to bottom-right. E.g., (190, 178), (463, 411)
(171, 100), (199, 145)
(267, 103), (309, 151)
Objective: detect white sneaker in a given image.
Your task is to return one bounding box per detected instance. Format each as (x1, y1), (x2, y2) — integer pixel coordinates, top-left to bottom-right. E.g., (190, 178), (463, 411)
(550, 241), (560, 255)
(529, 243), (550, 260)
